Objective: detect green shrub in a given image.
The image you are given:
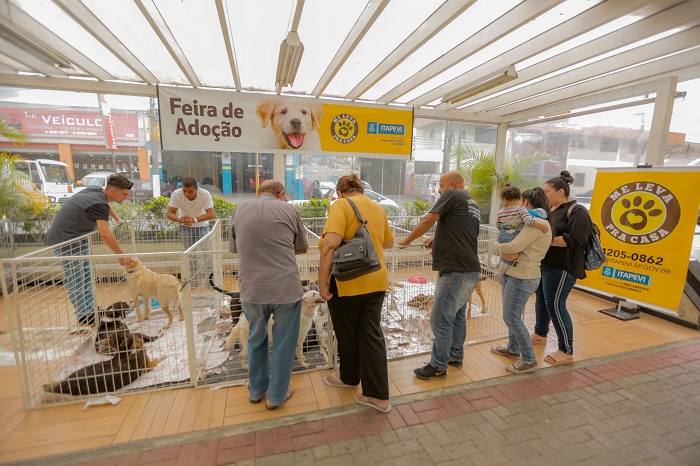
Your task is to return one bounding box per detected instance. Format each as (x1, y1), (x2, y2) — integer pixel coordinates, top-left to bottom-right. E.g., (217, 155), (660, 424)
(213, 195), (236, 218)
(293, 198), (330, 218)
(143, 196), (170, 219)
(403, 199), (431, 217)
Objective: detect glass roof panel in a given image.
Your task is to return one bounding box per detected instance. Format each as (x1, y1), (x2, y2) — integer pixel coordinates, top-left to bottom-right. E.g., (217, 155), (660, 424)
(14, 0), (140, 81)
(155, 0), (235, 88)
(293, 0), (369, 94)
(323, 0), (444, 99)
(398, 0), (604, 104)
(82, 0), (187, 85)
(226, 0), (296, 91)
(362, 0), (522, 102)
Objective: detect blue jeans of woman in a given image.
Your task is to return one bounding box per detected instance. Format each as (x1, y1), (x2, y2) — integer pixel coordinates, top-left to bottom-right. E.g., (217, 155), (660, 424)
(429, 271), (480, 371)
(243, 300), (301, 406)
(501, 275), (541, 363)
(534, 264), (576, 354)
(53, 240), (94, 322)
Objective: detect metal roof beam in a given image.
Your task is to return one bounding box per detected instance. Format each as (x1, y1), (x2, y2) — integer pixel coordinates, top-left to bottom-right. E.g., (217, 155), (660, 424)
(346, 0), (477, 101)
(382, 0), (567, 105)
(402, 0), (677, 107)
(135, 0), (201, 88)
(465, 26), (700, 114)
(0, 73), (157, 97)
(488, 49), (700, 116)
(53, 0), (158, 83)
(215, 0), (241, 90)
(0, 36), (68, 77)
(450, 0), (700, 111)
(312, 0), (389, 97)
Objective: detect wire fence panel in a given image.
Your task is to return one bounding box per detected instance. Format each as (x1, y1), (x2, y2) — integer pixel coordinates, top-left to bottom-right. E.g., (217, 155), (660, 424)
(2, 217), (506, 408)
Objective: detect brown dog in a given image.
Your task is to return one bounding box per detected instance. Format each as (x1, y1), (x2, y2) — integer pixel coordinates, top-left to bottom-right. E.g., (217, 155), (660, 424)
(123, 258), (184, 330)
(44, 334), (161, 396)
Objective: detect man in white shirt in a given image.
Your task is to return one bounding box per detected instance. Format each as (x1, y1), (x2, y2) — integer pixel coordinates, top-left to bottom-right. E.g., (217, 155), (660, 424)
(167, 177), (215, 285)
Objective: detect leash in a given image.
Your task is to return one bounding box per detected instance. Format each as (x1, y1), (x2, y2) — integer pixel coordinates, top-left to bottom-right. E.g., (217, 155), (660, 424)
(179, 278), (192, 292)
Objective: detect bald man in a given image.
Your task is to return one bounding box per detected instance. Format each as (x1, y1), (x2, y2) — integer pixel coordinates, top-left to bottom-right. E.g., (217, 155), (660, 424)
(398, 171), (481, 380)
(228, 180), (308, 410)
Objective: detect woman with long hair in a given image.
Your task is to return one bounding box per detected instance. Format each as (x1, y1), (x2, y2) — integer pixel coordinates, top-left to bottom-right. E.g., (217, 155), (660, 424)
(533, 171), (592, 365)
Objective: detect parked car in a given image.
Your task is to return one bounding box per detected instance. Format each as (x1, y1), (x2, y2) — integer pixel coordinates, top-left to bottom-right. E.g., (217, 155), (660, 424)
(75, 171), (115, 191)
(364, 189), (400, 211)
(129, 180), (155, 200)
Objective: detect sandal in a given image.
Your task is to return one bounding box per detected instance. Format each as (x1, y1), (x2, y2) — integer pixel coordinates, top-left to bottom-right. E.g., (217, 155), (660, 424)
(531, 334), (547, 345)
(544, 351), (573, 366)
(354, 394), (392, 413)
(265, 386), (295, 410)
(323, 372), (356, 388)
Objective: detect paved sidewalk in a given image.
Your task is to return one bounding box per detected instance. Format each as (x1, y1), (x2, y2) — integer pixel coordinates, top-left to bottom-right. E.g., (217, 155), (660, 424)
(17, 339), (700, 466)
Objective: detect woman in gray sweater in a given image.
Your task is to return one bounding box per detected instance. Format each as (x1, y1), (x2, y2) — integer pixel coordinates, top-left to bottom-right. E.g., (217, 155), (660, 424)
(491, 187), (553, 373)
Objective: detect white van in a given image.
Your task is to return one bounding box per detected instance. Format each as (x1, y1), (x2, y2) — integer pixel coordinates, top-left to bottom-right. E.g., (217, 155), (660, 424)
(13, 159), (75, 204)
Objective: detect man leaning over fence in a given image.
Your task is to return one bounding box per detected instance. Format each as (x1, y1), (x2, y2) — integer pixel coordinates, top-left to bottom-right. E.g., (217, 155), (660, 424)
(45, 174), (134, 326)
(167, 177), (214, 286)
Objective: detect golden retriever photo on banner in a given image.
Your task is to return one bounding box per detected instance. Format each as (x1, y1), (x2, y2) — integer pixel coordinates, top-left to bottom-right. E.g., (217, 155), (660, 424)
(256, 100), (324, 150)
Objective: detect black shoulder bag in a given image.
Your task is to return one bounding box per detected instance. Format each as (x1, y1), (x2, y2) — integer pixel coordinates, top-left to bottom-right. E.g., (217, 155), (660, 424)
(331, 198), (382, 281)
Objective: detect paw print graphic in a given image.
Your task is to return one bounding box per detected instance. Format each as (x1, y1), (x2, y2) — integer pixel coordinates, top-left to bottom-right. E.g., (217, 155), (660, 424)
(619, 196), (662, 230)
(337, 120), (353, 138)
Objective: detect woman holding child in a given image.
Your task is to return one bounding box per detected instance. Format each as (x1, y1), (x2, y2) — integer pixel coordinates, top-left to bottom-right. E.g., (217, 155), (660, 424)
(491, 187), (552, 373)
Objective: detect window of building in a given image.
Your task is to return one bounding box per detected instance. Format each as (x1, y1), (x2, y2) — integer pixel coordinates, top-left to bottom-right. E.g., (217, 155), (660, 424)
(475, 126), (497, 144)
(600, 137), (619, 153)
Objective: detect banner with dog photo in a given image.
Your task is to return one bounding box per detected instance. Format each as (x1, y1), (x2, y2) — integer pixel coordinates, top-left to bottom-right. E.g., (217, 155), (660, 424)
(157, 86), (413, 156)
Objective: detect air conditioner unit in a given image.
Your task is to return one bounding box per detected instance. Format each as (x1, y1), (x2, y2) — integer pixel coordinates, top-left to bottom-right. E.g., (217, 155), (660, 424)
(441, 65), (517, 105)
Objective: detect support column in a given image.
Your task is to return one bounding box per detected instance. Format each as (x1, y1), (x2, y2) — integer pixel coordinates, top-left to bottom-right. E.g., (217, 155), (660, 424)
(137, 148), (149, 180)
(222, 152), (232, 194)
(489, 122), (508, 225)
(58, 144), (74, 180)
(646, 77), (678, 167)
(273, 153), (286, 185)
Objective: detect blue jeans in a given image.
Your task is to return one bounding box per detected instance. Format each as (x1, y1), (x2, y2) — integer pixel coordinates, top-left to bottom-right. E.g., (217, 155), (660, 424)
(179, 225), (210, 285)
(501, 275), (541, 363)
(534, 264), (576, 354)
(243, 300), (302, 406)
(429, 271), (480, 370)
(54, 241), (94, 322)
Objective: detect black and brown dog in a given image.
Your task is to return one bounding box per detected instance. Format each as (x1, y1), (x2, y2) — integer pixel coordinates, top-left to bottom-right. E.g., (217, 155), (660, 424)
(44, 332), (163, 396)
(94, 302), (163, 354)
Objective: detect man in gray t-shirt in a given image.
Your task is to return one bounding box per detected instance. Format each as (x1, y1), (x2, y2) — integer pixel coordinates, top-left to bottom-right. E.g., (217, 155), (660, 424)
(398, 171), (481, 380)
(46, 174), (134, 326)
(228, 180), (308, 410)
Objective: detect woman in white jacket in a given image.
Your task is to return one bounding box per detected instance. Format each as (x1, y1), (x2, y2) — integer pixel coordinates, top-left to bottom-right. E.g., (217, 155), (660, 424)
(491, 187), (553, 373)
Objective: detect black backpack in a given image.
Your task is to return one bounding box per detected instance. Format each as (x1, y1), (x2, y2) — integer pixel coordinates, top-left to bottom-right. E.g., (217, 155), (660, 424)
(567, 205), (607, 271)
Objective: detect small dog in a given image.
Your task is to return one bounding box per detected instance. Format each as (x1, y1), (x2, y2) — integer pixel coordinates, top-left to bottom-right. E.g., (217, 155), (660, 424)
(312, 301), (330, 363)
(257, 100), (323, 150)
(94, 319), (162, 354)
(298, 290), (326, 367)
(99, 301), (133, 320)
(209, 274), (242, 325)
(467, 276), (487, 318)
(44, 334), (161, 396)
(123, 258), (184, 330)
(224, 314), (273, 370)
(407, 277), (486, 319)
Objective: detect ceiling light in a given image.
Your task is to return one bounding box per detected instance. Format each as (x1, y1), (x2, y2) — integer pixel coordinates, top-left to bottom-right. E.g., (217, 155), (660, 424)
(441, 65), (518, 105)
(275, 31), (304, 91)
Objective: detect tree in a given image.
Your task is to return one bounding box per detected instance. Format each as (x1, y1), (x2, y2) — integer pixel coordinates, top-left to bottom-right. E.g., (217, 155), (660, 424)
(0, 116), (48, 220)
(451, 144), (550, 222)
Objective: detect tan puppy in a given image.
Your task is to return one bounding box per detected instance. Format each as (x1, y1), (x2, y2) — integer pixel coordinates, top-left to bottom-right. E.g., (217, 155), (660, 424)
(467, 278), (487, 319)
(257, 100), (323, 150)
(123, 258), (184, 331)
(224, 314), (273, 370)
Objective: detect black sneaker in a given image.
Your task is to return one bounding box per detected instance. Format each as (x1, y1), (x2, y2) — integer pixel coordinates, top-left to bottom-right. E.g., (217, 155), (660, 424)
(447, 358), (463, 368)
(413, 363), (446, 380)
(77, 313), (96, 326)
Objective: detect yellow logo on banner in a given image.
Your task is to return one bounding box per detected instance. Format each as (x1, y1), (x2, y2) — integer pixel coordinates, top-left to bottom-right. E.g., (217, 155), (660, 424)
(600, 182), (681, 245)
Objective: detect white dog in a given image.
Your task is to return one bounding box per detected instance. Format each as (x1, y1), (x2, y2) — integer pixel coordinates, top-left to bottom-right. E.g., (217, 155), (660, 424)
(313, 301), (330, 363)
(123, 258), (184, 331)
(298, 290), (326, 367)
(224, 314), (274, 371)
(257, 100), (323, 151)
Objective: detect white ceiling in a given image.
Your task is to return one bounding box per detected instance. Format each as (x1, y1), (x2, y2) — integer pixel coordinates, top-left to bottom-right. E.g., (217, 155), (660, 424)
(0, 0), (699, 124)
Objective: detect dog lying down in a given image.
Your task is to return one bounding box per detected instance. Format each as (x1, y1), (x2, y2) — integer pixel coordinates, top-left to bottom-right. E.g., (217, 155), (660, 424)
(123, 258), (184, 330)
(44, 331), (164, 396)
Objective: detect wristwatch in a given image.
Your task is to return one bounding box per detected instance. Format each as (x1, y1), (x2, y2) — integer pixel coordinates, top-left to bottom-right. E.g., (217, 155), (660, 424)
(193, 217), (198, 223)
